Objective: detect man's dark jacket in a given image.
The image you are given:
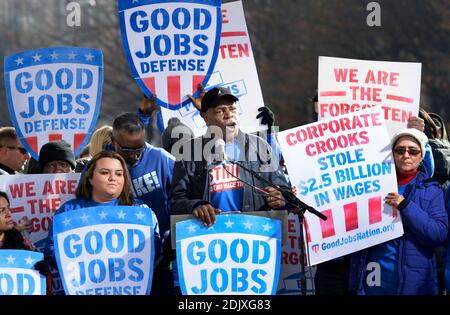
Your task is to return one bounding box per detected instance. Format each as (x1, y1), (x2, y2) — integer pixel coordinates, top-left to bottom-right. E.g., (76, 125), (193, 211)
(170, 130), (290, 214)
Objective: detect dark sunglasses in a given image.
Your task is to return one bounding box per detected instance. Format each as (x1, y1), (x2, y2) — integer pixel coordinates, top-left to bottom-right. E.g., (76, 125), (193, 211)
(393, 147), (421, 156)
(5, 146), (28, 155)
(115, 142), (145, 155)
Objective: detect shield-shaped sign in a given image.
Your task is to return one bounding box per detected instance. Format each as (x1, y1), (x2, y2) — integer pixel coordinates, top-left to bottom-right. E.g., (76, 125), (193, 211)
(119, 0), (222, 110)
(4, 47), (103, 160)
(0, 250), (46, 295)
(176, 214), (281, 295)
(53, 206), (155, 295)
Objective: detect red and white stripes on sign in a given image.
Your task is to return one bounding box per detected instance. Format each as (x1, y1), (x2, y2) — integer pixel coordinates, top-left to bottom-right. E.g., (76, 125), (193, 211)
(308, 196), (397, 240)
(142, 75), (205, 108)
(25, 133), (86, 156)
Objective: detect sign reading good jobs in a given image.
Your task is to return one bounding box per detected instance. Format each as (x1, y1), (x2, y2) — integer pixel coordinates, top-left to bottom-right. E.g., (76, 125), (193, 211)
(0, 250), (46, 295)
(176, 214), (281, 295)
(0, 173), (80, 248)
(161, 0), (266, 136)
(53, 206), (155, 295)
(278, 107), (403, 265)
(4, 47), (103, 160)
(119, 0), (222, 110)
(318, 56), (421, 136)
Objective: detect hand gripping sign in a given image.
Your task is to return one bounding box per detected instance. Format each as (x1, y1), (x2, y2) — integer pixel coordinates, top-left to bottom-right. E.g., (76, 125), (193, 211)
(0, 250), (46, 295)
(176, 214), (281, 295)
(53, 206), (155, 295)
(4, 47), (103, 160)
(119, 0), (222, 110)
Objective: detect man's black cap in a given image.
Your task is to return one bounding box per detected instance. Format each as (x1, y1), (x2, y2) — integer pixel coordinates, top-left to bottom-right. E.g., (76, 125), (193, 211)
(201, 87), (239, 113)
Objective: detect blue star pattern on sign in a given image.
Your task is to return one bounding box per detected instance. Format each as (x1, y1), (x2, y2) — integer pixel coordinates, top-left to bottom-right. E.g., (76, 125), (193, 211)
(6, 255), (16, 264)
(98, 210), (108, 220)
(4, 47), (103, 72)
(53, 206), (153, 234)
(176, 214), (281, 240)
(80, 213), (90, 222)
(0, 250), (44, 269)
(117, 210), (127, 219)
(62, 217), (71, 227)
(135, 211), (146, 220)
(24, 256), (36, 266)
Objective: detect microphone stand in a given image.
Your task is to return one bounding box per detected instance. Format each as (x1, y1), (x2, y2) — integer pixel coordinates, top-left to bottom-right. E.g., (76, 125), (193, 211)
(225, 159), (327, 296)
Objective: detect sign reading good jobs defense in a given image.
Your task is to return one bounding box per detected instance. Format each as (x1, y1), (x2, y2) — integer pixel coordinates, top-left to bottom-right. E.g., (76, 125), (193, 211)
(119, 0), (222, 110)
(318, 56), (421, 136)
(53, 206), (155, 295)
(161, 0), (266, 136)
(278, 107), (403, 265)
(4, 47), (103, 160)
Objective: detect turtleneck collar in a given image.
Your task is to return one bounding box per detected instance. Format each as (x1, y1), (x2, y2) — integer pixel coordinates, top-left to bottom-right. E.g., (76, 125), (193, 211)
(396, 170), (418, 186)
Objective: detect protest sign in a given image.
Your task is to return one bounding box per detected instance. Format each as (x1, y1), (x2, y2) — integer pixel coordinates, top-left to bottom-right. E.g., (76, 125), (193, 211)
(119, 0), (222, 110)
(0, 173), (80, 248)
(278, 107), (403, 265)
(161, 0), (266, 136)
(176, 214), (281, 295)
(53, 206), (154, 295)
(318, 56), (421, 136)
(0, 250), (46, 295)
(276, 213), (316, 295)
(4, 47), (103, 160)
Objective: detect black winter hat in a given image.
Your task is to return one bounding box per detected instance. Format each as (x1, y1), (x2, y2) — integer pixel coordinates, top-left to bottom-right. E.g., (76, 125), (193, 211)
(161, 118), (194, 152)
(38, 140), (76, 171)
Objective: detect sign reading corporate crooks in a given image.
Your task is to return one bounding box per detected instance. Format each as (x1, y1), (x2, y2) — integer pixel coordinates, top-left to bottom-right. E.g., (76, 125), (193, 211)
(53, 206), (155, 295)
(278, 107), (403, 265)
(0, 250), (46, 295)
(119, 0), (222, 110)
(176, 214), (281, 295)
(4, 47), (103, 160)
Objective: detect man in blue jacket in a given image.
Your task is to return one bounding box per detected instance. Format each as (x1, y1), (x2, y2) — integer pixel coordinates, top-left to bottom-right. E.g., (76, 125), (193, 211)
(107, 112), (175, 295)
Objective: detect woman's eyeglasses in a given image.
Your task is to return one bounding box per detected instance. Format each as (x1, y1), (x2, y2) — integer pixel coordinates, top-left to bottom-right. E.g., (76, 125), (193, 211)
(393, 147), (421, 156)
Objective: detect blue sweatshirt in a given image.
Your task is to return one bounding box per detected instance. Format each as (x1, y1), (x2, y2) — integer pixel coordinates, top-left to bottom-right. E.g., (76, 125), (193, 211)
(104, 143), (175, 236)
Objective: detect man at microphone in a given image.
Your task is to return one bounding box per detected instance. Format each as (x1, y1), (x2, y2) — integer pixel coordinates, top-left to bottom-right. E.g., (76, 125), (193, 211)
(170, 87), (289, 227)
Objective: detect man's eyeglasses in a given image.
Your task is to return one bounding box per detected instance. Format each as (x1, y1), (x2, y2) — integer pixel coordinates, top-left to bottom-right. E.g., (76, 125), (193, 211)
(115, 143), (145, 156)
(393, 147), (421, 156)
(0, 206), (10, 216)
(2, 146), (28, 155)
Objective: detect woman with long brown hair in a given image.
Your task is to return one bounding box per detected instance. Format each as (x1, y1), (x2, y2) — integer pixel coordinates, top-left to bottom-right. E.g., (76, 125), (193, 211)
(44, 151), (161, 277)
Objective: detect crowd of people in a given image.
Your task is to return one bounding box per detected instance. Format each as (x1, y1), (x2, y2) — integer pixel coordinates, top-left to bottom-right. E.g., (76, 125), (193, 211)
(1, 86), (450, 296)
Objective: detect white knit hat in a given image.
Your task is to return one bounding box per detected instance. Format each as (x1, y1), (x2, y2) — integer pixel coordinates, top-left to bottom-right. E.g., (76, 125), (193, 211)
(391, 128), (428, 156)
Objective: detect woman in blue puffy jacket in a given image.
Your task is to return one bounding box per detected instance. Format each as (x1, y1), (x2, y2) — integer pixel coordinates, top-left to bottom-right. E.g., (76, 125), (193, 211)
(349, 128), (448, 295)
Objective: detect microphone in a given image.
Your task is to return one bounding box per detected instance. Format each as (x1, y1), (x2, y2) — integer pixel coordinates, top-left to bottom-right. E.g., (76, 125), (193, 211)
(215, 139), (228, 164)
